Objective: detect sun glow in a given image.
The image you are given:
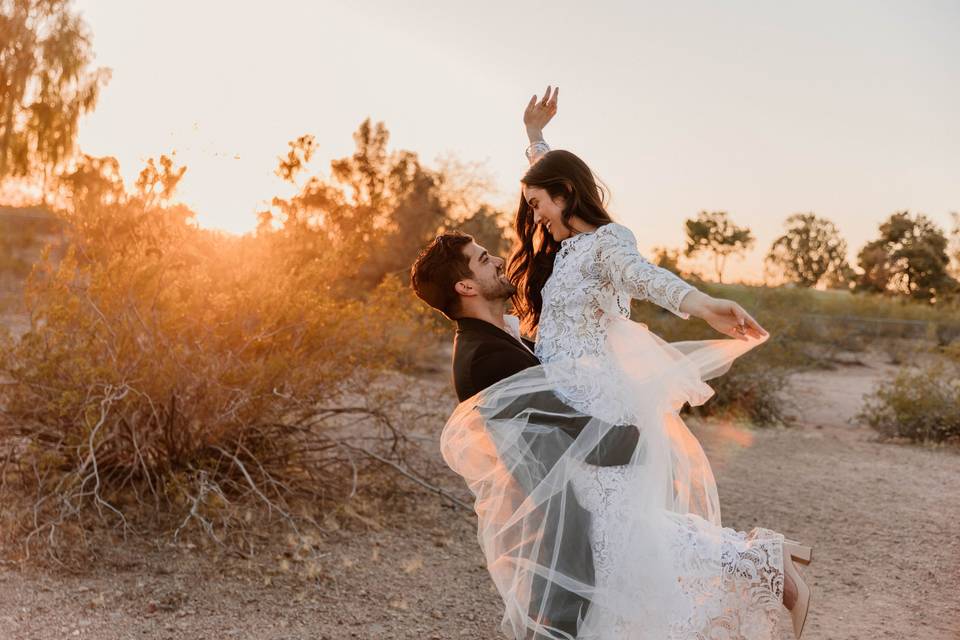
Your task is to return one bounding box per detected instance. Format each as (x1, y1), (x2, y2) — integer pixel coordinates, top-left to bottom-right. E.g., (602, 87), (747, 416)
(63, 0), (960, 272)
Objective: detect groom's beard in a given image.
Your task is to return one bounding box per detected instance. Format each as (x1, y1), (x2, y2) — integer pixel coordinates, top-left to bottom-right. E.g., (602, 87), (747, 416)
(479, 277), (517, 300)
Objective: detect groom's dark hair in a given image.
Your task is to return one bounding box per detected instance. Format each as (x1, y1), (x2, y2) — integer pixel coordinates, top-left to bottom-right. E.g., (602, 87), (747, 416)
(410, 231), (475, 320)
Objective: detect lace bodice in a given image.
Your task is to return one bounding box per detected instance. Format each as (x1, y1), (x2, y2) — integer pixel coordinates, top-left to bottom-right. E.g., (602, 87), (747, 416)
(525, 139), (697, 369)
(535, 223), (695, 364)
(533, 223), (698, 422)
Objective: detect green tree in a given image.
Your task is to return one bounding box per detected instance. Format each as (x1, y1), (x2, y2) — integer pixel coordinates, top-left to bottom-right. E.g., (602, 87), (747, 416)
(949, 211), (960, 281)
(855, 211), (958, 302)
(261, 119), (508, 290)
(457, 204), (510, 258)
(0, 0), (111, 199)
(823, 261), (858, 291)
(270, 122), (443, 262)
(766, 213), (850, 288)
(433, 154), (510, 257)
(683, 211), (754, 283)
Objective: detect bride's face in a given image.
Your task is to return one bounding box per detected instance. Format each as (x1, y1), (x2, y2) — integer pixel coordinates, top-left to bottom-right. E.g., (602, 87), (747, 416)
(523, 185), (569, 241)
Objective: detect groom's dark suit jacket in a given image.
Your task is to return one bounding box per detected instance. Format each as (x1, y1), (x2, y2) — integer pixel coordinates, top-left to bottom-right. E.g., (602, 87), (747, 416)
(452, 317), (539, 402)
(452, 317), (643, 638)
(453, 316), (595, 639)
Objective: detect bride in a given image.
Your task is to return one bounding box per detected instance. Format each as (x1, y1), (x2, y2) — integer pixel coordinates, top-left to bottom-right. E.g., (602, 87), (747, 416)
(439, 86), (814, 639)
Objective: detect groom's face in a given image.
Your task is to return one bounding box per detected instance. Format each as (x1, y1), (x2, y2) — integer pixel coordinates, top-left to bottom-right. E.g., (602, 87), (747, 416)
(458, 241), (516, 300)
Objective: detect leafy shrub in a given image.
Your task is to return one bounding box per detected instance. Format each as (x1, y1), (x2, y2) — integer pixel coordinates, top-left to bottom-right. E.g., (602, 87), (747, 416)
(856, 361), (960, 443)
(685, 359), (794, 427)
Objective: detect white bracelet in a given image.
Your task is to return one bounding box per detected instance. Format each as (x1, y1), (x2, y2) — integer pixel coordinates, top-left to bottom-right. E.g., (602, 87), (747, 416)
(525, 140), (551, 162)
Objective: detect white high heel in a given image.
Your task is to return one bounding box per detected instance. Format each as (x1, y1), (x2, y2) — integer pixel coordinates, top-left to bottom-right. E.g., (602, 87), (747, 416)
(782, 539), (813, 638)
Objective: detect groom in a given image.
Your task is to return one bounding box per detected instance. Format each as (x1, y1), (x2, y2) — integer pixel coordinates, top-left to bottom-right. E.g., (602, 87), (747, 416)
(408, 231), (536, 401)
(410, 232), (596, 639)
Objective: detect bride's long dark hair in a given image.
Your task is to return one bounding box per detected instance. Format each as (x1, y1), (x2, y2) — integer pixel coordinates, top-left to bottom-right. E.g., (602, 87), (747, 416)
(507, 149), (614, 334)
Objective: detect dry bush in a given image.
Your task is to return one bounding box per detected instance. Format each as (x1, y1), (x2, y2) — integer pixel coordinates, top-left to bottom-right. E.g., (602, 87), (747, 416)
(0, 155), (445, 563)
(856, 360), (960, 444)
(940, 341), (960, 365)
(687, 363), (794, 427)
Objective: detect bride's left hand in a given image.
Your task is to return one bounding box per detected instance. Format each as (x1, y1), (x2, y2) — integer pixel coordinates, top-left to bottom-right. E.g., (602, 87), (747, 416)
(698, 296), (768, 341)
(524, 85), (558, 136)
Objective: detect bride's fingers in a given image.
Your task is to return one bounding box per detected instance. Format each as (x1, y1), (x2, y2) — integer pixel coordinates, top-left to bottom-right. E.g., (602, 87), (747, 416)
(742, 312), (767, 337)
(743, 326), (763, 340)
(541, 85), (551, 105)
(550, 86), (559, 108)
(545, 88), (557, 111)
(737, 320), (766, 340)
(525, 94), (537, 118)
(713, 317), (744, 340)
(726, 325), (748, 341)
(747, 323), (766, 339)
(723, 311), (749, 340)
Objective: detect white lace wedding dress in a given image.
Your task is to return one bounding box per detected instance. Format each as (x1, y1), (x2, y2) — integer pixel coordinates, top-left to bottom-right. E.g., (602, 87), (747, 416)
(439, 143), (786, 640)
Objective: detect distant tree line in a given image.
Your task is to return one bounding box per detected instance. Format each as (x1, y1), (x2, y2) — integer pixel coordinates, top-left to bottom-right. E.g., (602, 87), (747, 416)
(2, 0), (957, 307)
(678, 209), (959, 303)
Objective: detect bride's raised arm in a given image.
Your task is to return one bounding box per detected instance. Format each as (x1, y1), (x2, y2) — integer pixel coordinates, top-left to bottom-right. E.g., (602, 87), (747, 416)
(523, 85), (557, 165)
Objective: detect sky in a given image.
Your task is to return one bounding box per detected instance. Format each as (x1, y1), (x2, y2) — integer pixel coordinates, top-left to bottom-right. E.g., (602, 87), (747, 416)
(72, 0), (959, 282)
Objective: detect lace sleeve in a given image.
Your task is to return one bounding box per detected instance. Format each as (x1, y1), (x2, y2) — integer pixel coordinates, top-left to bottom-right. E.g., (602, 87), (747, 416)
(596, 223), (697, 319)
(525, 140), (551, 165)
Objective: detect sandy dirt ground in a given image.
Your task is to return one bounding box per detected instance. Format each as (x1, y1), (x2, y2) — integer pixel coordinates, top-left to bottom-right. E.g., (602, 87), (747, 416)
(1, 344), (958, 640)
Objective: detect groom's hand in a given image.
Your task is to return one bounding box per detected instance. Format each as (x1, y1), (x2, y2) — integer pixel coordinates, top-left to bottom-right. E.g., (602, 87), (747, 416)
(524, 85), (558, 141)
(695, 295), (768, 341)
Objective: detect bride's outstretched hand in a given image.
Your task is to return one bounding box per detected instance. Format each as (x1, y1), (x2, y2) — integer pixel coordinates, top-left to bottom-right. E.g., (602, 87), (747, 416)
(524, 85), (558, 138)
(698, 296), (768, 341)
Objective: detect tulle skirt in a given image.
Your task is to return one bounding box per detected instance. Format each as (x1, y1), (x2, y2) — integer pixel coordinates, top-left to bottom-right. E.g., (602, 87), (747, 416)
(440, 318), (786, 639)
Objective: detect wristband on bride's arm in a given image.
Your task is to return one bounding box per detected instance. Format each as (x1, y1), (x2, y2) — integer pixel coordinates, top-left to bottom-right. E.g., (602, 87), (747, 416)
(525, 140), (551, 164)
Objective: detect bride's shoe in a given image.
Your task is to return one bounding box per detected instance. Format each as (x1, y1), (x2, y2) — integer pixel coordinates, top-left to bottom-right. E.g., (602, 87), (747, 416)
(783, 540), (813, 638)
(784, 538), (813, 565)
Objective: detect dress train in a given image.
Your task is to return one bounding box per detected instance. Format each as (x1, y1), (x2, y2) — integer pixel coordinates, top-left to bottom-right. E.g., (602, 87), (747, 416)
(440, 318), (786, 639)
